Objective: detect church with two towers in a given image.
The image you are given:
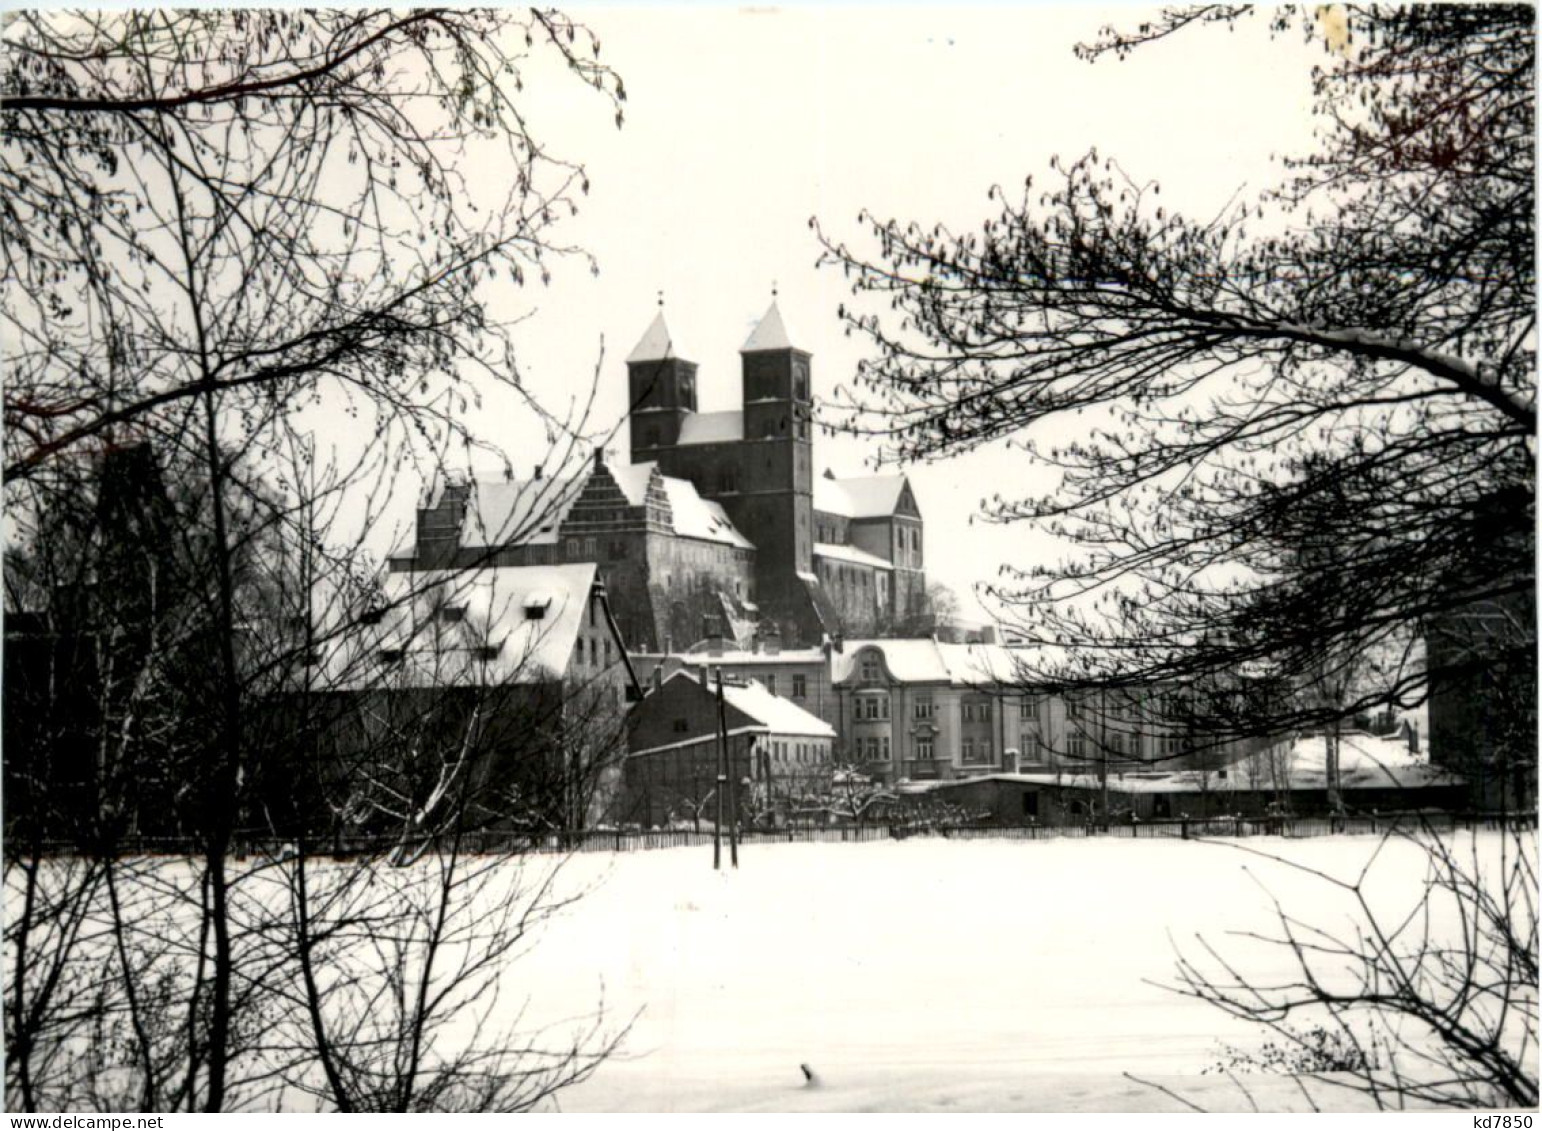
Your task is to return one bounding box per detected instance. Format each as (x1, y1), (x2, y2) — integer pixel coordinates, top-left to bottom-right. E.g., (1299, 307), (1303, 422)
(392, 300), (927, 651)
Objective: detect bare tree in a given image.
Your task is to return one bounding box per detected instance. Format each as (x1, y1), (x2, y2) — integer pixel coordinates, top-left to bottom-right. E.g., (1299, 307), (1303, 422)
(1168, 820), (1537, 1109)
(3, 7), (632, 1113)
(812, 5), (1533, 757)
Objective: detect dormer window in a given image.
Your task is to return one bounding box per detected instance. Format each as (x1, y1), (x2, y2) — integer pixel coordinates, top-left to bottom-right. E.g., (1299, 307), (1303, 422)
(380, 648), (404, 664)
(474, 643), (501, 662)
(859, 654), (881, 683)
(440, 605), (466, 624)
(523, 593), (552, 621)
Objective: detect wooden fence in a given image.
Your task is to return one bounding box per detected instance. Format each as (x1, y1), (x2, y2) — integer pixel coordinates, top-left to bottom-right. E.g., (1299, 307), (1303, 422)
(18, 809), (1535, 861)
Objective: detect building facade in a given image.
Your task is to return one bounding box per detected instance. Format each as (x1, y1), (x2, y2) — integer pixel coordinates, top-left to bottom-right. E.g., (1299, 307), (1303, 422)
(391, 299), (927, 650)
(623, 668), (835, 827)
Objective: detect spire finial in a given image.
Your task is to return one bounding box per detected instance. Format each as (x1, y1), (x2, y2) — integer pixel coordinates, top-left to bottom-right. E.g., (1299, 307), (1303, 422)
(771, 279), (778, 299)
(657, 289), (664, 308)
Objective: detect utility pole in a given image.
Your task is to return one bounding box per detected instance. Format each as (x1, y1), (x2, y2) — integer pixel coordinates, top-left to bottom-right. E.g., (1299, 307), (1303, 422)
(717, 668), (738, 868)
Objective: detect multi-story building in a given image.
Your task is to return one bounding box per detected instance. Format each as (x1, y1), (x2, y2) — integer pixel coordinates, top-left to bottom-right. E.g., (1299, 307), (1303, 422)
(830, 639), (1250, 785)
(391, 299), (927, 649)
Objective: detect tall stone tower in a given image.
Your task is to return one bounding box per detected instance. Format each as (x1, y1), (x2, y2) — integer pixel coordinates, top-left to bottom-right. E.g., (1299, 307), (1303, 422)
(732, 300), (814, 598)
(627, 310), (698, 463)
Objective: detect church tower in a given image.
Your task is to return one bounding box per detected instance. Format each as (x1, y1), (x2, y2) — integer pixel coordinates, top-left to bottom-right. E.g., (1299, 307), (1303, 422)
(734, 299), (814, 587)
(626, 309), (698, 464)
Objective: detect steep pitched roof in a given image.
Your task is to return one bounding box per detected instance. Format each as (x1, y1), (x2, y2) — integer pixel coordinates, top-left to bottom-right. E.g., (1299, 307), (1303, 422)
(813, 542), (894, 571)
(740, 300), (794, 352)
(330, 563), (598, 690)
(659, 476), (754, 549)
(465, 477), (584, 546)
(814, 473), (912, 519)
(454, 464), (751, 552)
(607, 461), (657, 507)
(627, 310), (682, 364)
(657, 671), (833, 739)
(720, 677), (836, 739)
(678, 410), (745, 445)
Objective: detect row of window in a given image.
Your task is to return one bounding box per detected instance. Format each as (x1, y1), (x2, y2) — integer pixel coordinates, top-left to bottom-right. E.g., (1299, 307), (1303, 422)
(850, 685), (1187, 728)
(840, 731), (1186, 765)
(575, 634), (613, 670)
(761, 673), (808, 699)
(768, 739), (827, 765)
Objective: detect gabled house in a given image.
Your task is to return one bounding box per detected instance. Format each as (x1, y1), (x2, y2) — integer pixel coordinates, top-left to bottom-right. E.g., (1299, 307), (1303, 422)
(299, 563), (635, 836)
(622, 669), (835, 828)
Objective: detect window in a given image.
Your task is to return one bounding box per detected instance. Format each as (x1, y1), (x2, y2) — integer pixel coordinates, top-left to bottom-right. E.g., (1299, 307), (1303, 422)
(914, 697), (935, 720)
(961, 738), (974, 762)
(915, 735), (934, 761)
(765, 674), (778, 695)
(566, 538), (581, 558)
(1020, 734), (1041, 763)
(645, 425), (660, 447)
(1160, 733), (1182, 758)
(1068, 731), (1087, 760)
(792, 674), (807, 699)
(672, 718), (689, 733)
(856, 695), (888, 721)
(1020, 697), (1038, 721)
(963, 700), (992, 723)
(1066, 697), (1083, 720)
(603, 639), (612, 666)
(880, 736), (890, 761)
(860, 655), (881, 682)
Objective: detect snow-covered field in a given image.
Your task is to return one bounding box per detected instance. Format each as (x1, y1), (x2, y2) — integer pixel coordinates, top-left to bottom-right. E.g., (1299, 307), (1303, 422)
(506, 832), (1519, 1112)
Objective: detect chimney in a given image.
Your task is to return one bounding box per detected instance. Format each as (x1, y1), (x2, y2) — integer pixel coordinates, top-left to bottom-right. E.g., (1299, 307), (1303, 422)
(533, 463), (543, 480)
(763, 624), (782, 657)
(650, 665), (663, 694)
(595, 446), (605, 470)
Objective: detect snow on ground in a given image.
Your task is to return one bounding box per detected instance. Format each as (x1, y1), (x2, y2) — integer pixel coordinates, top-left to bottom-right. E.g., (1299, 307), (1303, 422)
(504, 832), (1514, 1112)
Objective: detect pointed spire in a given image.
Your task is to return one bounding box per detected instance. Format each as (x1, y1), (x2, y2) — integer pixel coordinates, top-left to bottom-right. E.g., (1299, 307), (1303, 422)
(627, 309), (678, 364)
(741, 299), (794, 352)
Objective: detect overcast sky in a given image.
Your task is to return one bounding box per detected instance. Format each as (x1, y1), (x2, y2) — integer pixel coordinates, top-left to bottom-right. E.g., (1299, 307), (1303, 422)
(363, 5), (1326, 620)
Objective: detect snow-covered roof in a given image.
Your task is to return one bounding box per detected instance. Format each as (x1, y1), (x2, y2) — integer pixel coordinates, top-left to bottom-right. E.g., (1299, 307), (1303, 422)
(627, 310), (683, 364)
(741, 300), (795, 352)
(651, 647), (827, 665)
(834, 639), (947, 683)
(682, 672), (834, 739)
(833, 639), (1024, 686)
(678, 410), (745, 446)
(455, 465), (750, 552)
(465, 477), (584, 546)
(659, 475), (754, 549)
(330, 563), (597, 690)
(814, 542), (894, 571)
(607, 461), (656, 506)
(899, 738), (1463, 795)
(814, 474), (910, 519)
